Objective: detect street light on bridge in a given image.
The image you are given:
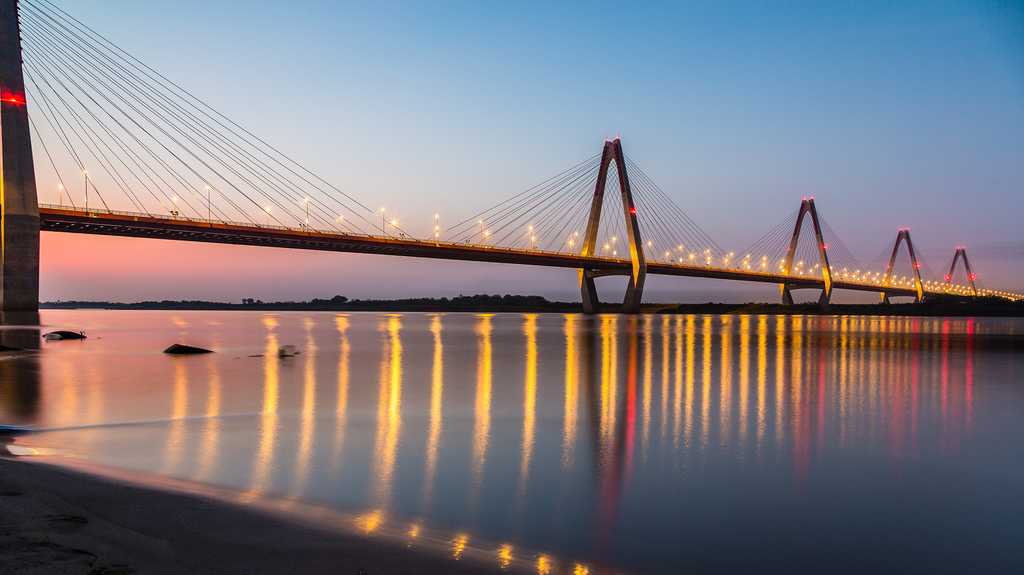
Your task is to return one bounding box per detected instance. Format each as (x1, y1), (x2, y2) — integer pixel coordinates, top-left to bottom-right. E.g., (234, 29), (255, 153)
(82, 169), (89, 210)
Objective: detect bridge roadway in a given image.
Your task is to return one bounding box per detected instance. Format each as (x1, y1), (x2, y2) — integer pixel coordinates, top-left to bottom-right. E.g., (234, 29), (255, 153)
(38, 205), (926, 299)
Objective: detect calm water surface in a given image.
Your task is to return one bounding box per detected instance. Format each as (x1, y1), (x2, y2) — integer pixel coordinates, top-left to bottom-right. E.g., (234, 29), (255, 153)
(2, 311), (1023, 573)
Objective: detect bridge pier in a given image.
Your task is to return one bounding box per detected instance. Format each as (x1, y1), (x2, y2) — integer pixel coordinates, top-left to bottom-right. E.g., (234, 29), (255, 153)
(780, 284), (794, 305)
(0, 0), (39, 312)
(580, 270), (600, 314)
(779, 284), (831, 307)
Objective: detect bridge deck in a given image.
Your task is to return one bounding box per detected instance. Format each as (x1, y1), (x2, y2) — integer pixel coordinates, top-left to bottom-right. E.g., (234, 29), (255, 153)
(38, 206), (936, 299)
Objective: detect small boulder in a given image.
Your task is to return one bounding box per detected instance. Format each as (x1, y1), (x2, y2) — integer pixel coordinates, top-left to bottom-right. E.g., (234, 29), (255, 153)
(0, 424), (32, 436)
(43, 330), (86, 341)
(164, 343), (213, 355)
(278, 345), (300, 357)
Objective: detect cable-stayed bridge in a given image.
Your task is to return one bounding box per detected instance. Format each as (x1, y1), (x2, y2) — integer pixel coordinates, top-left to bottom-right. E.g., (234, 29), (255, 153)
(1, 0), (1019, 312)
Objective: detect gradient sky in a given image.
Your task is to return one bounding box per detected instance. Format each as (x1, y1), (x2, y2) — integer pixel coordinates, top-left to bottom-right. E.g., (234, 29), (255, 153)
(38, 0), (1024, 302)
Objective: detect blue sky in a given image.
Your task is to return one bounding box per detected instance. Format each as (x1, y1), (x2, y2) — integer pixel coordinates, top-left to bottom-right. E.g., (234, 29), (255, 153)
(40, 0), (1024, 301)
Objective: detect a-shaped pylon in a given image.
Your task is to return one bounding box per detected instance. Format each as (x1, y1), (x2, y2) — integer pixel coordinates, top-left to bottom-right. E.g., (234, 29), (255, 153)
(578, 138), (646, 314)
(880, 228), (924, 303)
(779, 197), (833, 306)
(944, 246), (978, 296)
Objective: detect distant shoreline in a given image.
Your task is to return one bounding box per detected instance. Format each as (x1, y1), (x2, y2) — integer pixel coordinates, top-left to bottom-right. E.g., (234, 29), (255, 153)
(40, 295), (1024, 317)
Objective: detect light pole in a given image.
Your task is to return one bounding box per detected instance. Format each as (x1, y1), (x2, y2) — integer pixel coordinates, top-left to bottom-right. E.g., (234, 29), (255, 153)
(82, 169), (88, 210)
(380, 207), (386, 235)
(205, 185), (211, 222)
(57, 183), (63, 207)
(303, 197), (310, 229)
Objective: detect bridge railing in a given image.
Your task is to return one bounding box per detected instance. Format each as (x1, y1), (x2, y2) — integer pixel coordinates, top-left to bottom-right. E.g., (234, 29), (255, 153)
(37, 204), (1019, 300)
(38, 203), (627, 261)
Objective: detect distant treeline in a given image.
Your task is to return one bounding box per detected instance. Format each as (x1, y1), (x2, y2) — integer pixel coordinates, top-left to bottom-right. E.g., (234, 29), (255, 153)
(40, 294), (1024, 316)
(41, 294), (578, 312)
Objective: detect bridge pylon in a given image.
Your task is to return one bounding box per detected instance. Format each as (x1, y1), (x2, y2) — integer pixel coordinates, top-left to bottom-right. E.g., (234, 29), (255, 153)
(578, 138), (646, 314)
(944, 246), (978, 296)
(880, 228), (924, 303)
(779, 197), (832, 306)
(0, 0), (39, 312)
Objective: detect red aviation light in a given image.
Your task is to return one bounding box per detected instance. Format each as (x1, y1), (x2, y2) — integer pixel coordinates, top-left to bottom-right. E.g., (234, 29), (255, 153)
(969, 273), (977, 281)
(0, 89), (25, 106)
(629, 206), (637, 215)
(945, 274), (952, 282)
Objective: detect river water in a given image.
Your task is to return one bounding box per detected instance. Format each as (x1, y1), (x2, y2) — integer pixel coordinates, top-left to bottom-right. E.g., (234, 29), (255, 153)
(1, 311), (1022, 573)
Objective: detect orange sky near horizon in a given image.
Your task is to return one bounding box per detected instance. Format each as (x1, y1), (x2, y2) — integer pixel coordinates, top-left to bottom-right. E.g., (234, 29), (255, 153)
(41, 232), (793, 304)
(38, 231), (590, 303)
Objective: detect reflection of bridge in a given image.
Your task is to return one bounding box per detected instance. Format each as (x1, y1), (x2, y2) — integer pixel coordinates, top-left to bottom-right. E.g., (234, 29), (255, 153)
(1, 0), (1019, 312)
(0, 311), (983, 572)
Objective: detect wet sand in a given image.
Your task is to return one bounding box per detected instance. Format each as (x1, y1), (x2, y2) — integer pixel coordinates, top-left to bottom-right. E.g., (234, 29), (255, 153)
(0, 456), (501, 574)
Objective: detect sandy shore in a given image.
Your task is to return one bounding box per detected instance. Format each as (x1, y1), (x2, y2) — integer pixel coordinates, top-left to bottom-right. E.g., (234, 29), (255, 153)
(0, 455), (506, 575)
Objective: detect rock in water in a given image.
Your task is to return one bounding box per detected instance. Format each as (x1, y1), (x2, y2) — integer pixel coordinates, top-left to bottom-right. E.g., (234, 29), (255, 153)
(0, 424), (32, 436)
(278, 345), (300, 357)
(164, 343), (213, 355)
(43, 330), (87, 341)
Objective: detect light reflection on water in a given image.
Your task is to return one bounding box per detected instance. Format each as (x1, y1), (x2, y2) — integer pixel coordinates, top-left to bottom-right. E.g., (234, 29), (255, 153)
(2, 310), (1023, 573)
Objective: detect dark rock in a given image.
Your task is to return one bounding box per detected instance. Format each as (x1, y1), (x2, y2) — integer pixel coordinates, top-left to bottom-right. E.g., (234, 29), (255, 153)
(163, 343), (213, 355)
(0, 424), (32, 436)
(42, 330), (86, 341)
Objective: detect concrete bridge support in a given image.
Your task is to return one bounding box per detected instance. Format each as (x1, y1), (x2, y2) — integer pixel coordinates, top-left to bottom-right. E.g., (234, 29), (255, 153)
(0, 0), (39, 312)
(779, 197), (832, 307)
(578, 138), (646, 314)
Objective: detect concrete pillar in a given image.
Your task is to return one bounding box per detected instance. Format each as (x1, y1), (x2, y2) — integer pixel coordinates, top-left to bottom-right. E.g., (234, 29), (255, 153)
(611, 139), (646, 313)
(0, 0), (39, 312)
